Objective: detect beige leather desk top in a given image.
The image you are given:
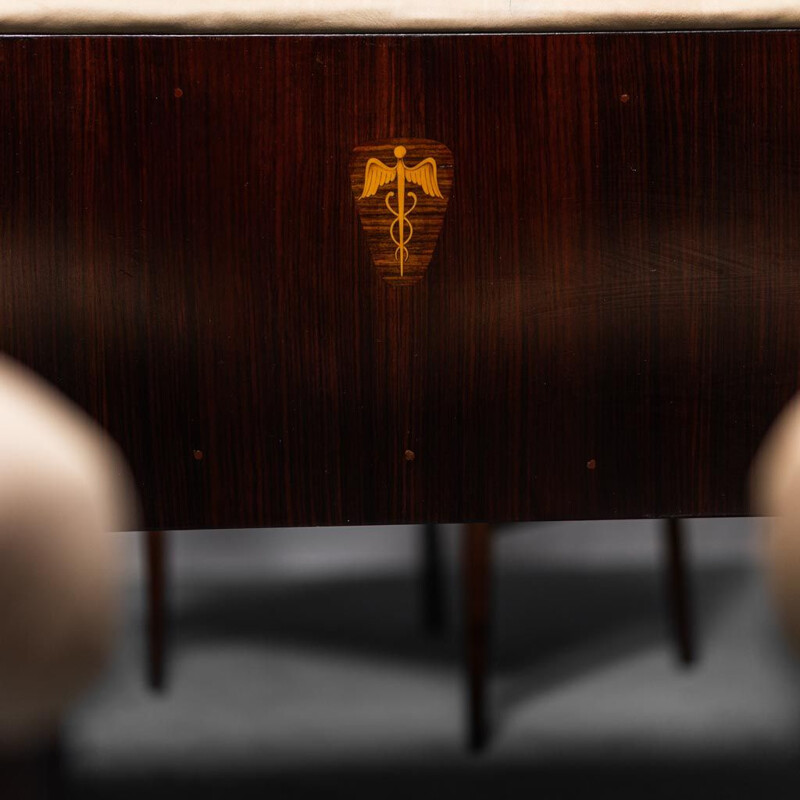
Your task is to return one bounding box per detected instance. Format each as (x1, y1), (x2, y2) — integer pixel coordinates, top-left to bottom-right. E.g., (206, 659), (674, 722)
(0, 1), (798, 33)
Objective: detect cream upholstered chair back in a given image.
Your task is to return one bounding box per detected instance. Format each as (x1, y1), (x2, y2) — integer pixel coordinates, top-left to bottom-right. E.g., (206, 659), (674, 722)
(752, 397), (800, 657)
(0, 355), (137, 750)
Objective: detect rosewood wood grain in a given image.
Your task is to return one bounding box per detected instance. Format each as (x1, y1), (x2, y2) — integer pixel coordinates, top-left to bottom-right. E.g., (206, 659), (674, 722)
(1, 34), (798, 529)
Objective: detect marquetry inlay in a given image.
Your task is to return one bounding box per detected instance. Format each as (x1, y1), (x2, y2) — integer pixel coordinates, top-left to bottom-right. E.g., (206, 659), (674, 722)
(350, 139), (453, 286)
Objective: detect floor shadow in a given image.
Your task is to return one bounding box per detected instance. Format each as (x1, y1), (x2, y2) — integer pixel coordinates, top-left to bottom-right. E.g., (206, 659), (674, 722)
(167, 563), (746, 705)
(170, 573), (456, 669)
(492, 564), (745, 716)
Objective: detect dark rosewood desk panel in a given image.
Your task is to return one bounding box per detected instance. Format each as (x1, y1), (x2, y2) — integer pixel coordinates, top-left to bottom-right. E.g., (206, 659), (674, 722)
(1, 34), (798, 528)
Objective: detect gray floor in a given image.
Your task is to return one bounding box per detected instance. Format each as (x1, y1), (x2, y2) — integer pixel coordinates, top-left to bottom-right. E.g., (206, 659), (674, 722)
(66, 520), (800, 798)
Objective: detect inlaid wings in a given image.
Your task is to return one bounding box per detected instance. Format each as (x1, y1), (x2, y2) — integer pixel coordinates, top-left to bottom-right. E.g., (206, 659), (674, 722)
(405, 157), (443, 198)
(358, 158), (397, 199)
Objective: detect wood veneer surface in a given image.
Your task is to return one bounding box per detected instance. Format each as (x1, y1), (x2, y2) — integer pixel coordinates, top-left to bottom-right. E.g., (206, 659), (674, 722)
(1, 34), (797, 528)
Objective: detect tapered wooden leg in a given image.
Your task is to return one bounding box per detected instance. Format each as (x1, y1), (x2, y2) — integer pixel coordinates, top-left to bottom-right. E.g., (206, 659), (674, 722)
(421, 523), (445, 634)
(144, 530), (168, 690)
(663, 518), (695, 665)
(462, 522), (493, 752)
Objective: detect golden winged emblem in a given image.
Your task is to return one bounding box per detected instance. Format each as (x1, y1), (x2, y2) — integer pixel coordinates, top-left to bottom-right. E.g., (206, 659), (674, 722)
(358, 145), (443, 278)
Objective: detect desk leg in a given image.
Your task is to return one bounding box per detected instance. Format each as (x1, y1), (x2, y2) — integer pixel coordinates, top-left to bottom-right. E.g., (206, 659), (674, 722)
(421, 523), (445, 634)
(144, 530), (168, 690)
(462, 522), (493, 752)
(663, 518), (695, 665)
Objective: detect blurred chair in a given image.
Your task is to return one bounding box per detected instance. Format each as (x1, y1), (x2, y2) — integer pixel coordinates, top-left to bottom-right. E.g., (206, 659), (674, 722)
(752, 395), (800, 655)
(0, 356), (136, 797)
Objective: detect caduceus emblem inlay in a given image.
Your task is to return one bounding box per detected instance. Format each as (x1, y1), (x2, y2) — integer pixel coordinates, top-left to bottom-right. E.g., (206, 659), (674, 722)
(351, 139), (453, 286)
(358, 145), (443, 278)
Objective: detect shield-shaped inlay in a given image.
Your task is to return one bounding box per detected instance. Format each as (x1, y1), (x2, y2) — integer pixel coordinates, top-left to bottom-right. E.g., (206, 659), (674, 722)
(350, 139), (453, 286)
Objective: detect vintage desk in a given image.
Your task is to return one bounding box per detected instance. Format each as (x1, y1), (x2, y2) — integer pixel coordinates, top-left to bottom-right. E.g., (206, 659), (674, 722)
(1, 3), (799, 751)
